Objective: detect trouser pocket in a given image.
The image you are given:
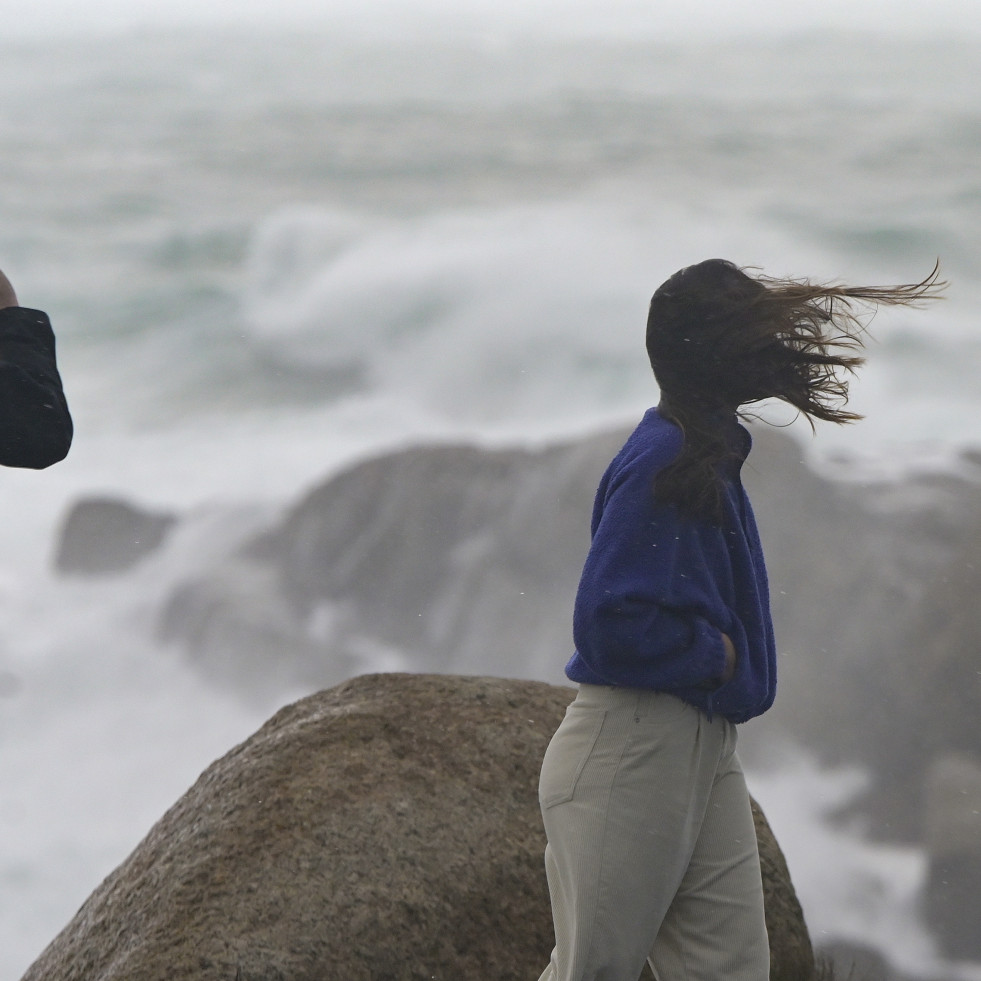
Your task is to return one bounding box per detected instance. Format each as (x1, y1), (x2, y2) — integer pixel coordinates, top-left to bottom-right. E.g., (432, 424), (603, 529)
(539, 702), (607, 809)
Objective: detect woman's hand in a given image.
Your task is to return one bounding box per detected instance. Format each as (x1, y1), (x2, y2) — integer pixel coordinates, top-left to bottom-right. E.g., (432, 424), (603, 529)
(720, 633), (736, 684)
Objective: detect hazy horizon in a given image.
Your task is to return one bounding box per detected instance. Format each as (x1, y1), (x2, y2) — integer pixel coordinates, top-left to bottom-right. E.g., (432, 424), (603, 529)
(6, 0), (981, 40)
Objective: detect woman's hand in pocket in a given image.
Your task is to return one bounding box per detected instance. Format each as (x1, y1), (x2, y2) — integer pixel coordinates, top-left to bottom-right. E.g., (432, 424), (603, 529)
(720, 633), (736, 684)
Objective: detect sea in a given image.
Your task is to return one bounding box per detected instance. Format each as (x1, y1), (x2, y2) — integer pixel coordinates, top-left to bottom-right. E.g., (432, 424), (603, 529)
(1, 23), (980, 980)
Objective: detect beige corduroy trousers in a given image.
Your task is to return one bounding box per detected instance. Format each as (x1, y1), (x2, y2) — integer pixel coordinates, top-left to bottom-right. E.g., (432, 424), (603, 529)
(537, 684), (769, 981)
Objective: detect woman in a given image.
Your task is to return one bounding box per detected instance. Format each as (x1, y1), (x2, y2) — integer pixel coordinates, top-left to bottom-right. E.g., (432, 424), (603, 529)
(537, 259), (944, 981)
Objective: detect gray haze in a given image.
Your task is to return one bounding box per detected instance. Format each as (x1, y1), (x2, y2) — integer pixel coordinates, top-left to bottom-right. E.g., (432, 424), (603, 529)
(6, 0), (981, 38)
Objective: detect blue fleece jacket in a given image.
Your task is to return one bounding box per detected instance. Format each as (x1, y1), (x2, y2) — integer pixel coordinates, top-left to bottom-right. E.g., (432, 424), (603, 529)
(565, 406), (776, 724)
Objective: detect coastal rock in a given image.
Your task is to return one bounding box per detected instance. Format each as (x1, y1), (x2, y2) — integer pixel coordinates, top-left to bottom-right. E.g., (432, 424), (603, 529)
(54, 496), (177, 575)
(816, 941), (905, 981)
(737, 436), (979, 774)
(922, 753), (981, 960)
(160, 430), (627, 690)
(21, 673), (814, 981)
(814, 490), (981, 843)
(158, 424), (855, 696)
(158, 558), (352, 694)
(156, 427), (981, 859)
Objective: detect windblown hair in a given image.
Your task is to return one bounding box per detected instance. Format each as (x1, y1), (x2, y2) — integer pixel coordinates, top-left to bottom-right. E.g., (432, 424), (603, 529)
(646, 258), (946, 522)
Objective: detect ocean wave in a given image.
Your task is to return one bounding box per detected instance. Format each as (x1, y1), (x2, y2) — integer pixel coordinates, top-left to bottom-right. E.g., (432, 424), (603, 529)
(240, 201), (660, 422)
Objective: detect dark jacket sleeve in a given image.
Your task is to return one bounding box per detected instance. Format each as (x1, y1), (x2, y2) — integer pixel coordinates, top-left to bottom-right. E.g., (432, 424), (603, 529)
(0, 307), (73, 468)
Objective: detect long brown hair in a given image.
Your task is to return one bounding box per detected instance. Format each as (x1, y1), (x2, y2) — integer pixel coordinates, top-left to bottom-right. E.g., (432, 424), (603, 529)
(646, 258), (946, 522)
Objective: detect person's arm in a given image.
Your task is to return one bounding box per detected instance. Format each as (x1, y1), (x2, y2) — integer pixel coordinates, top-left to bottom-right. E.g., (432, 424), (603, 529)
(572, 457), (734, 690)
(0, 269), (73, 468)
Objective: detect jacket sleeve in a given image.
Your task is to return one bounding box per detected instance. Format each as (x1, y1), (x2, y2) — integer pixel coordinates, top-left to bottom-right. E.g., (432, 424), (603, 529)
(0, 307), (73, 468)
(572, 454), (731, 690)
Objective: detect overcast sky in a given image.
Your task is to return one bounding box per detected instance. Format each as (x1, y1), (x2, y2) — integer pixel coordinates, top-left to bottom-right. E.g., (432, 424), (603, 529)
(6, 0), (980, 40)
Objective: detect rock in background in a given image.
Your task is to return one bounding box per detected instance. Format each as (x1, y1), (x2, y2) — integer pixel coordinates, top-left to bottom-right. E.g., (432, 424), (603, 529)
(20, 673), (814, 981)
(158, 430), (627, 691)
(54, 496), (177, 575)
(922, 753), (981, 961)
(150, 427), (981, 806)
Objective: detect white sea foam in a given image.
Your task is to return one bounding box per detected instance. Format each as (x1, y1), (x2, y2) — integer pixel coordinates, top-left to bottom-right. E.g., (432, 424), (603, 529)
(750, 755), (981, 981)
(748, 760), (936, 973)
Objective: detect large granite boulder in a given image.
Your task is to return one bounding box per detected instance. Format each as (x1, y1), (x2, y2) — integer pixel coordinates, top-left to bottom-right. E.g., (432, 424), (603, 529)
(21, 674), (814, 981)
